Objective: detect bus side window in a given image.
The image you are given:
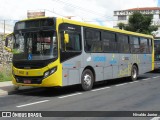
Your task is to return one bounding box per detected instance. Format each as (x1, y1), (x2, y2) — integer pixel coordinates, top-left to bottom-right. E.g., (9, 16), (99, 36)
(66, 33), (81, 51)
(60, 31), (81, 52)
(140, 37), (148, 53)
(117, 34), (130, 53)
(60, 31), (65, 51)
(130, 36), (140, 53)
(85, 28), (101, 52)
(148, 39), (152, 54)
(102, 31), (116, 53)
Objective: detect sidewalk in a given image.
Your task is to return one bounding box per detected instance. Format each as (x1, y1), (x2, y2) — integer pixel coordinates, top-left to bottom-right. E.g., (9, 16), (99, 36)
(0, 81), (37, 96)
(0, 81), (13, 96)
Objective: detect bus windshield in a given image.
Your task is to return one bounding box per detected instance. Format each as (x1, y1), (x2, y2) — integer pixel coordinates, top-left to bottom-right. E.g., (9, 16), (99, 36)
(13, 30), (57, 60)
(154, 40), (160, 61)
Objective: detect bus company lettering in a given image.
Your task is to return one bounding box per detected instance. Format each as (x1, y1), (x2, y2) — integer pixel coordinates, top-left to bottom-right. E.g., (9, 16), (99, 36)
(92, 56), (106, 62)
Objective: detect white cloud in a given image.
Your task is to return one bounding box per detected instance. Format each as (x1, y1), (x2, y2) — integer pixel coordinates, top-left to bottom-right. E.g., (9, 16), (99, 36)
(0, 0), (158, 27)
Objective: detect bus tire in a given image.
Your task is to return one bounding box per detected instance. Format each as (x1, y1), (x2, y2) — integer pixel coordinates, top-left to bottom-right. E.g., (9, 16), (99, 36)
(81, 69), (94, 91)
(130, 65), (138, 81)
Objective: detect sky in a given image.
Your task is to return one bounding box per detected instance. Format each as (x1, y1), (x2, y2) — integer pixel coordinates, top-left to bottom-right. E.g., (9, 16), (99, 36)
(0, 0), (159, 30)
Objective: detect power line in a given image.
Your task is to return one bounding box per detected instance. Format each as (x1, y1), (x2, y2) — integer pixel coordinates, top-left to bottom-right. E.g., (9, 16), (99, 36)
(52, 0), (114, 20)
(45, 2), (115, 22)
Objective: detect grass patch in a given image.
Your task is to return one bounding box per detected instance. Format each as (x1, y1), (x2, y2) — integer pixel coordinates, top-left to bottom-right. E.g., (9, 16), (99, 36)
(0, 64), (12, 82)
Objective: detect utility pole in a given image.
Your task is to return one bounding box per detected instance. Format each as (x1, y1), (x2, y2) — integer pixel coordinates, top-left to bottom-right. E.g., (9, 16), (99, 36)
(4, 20), (5, 36)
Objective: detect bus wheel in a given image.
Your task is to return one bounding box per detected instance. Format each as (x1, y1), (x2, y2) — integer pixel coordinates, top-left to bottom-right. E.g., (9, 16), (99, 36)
(130, 65), (138, 81)
(81, 69), (94, 91)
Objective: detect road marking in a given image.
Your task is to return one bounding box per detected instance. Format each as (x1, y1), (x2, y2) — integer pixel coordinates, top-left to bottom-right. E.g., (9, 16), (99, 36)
(58, 93), (82, 99)
(115, 83), (128, 87)
(152, 76), (160, 79)
(16, 100), (49, 108)
(142, 78), (151, 81)
(150, 117), (160, 120)
(129, 81), (140, 84)
(91, 87), (111, 92)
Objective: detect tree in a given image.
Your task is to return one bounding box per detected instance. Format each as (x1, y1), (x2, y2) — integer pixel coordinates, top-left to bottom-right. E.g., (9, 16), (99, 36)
(117, 22), (125, 30)
(118, 12), (158, 35)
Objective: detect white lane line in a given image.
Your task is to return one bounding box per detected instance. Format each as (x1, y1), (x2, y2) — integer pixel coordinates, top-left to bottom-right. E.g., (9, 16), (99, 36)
(91, 87), (111, 92)
(152, 76), (160, 79)
(129, 81), (140, 84)
(142, 78), (151, 81)
(150, 117), (160, 120)
(16, 100), (49, 108)
(58, 93), (82, 99)
(115, 83), (128, 87)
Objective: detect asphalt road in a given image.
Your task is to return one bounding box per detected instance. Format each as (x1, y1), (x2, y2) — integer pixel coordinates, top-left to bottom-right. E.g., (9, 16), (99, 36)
(0, 71), (160, 120)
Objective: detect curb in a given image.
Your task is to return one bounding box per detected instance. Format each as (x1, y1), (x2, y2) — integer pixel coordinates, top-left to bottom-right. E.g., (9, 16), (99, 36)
(0, 89), (8, 96)
(0, 85), (40, 97)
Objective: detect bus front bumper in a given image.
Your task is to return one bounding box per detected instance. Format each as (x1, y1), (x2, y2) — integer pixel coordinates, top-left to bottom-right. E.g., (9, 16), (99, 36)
(12, 71), (62, 87)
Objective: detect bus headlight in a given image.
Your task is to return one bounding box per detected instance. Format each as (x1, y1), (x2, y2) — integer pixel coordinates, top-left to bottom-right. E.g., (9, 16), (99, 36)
(50, 67), (57, 74)
(44, 66), (57, 78)
(44, 71), (50, 78)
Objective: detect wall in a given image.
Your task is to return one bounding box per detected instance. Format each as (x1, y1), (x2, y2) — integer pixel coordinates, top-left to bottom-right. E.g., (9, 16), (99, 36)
(0, 35), (13, 66)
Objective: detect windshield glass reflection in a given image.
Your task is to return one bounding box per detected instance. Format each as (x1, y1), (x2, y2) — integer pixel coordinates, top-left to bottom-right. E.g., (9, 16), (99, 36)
(13, 30), (57, 60)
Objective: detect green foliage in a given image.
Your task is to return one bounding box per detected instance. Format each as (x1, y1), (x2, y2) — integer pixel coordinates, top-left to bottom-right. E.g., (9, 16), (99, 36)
(118, 12), (158, 35)
(0, 65), (12, 82)
(117, 22), (125, 30)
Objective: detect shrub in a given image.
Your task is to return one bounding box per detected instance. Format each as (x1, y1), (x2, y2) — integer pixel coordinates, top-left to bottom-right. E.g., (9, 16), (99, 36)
(0, 64), (12, 82)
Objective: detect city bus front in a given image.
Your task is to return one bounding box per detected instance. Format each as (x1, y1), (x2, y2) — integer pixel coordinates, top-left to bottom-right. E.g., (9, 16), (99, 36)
(7, 18), (63, 87)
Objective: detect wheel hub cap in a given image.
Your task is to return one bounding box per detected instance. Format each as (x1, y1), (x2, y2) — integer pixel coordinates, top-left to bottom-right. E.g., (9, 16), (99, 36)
(84, 74), (91, 86)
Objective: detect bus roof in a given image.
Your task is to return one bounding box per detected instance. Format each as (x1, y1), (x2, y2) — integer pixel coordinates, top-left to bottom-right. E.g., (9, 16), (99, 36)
(18, 17), (153, 39)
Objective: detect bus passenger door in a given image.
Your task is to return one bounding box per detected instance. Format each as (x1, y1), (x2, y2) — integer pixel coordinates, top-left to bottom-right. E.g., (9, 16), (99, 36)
(59, 24), (82, 86)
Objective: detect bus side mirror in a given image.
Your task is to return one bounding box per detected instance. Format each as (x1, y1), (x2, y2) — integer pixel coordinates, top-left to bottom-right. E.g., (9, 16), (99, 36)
(5, 38), (8, 47)
(64, 33), (69, 44)
(4, 33), (13, 52)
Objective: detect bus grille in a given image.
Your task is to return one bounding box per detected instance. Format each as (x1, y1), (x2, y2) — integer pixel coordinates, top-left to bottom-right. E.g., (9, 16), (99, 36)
(15, 76), (43, 84)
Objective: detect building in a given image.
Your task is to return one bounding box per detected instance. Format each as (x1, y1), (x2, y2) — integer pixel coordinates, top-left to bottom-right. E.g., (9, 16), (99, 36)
(113, 7), (160, 37)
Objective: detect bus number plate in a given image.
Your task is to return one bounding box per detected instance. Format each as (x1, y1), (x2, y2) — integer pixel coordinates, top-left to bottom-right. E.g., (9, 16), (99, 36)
(24, 80), (31, 84)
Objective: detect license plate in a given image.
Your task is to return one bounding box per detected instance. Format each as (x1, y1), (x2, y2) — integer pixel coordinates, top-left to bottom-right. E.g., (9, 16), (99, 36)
(24, 80), (31, 84)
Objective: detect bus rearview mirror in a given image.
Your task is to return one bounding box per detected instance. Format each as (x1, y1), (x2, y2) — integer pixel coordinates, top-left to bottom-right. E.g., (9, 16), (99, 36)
(5, 37), (8, 47)
(64, 33), (69, 44)
(4, 33), (13, 52)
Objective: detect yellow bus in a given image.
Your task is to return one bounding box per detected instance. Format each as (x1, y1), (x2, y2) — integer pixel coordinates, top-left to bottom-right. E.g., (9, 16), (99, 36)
(5, 17), (154, 91)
